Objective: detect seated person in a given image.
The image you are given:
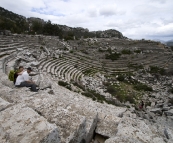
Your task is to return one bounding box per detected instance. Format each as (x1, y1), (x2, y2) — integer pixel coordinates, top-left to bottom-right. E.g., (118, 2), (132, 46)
(15, 67), (38, 92)
(14, 66), (24, 84)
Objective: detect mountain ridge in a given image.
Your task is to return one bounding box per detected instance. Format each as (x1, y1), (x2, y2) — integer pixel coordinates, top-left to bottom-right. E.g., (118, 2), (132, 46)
(0, 6), (124, 39)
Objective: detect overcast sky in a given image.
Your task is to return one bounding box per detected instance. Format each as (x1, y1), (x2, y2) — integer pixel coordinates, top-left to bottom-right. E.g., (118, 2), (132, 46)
(0, 0), (173, 41)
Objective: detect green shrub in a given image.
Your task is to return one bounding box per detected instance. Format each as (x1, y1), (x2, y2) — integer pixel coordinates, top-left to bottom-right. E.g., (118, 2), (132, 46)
(82, 90), (107, 103)
(82, 92), (93, 98)
(73, 82), (85, 91)
(149, 66), (165, 75)
(117, 75), (125, 81)
(103, 82), (111, 86)
(128, 64), (143, 70)
(121, 49), (132, 54)
(98, 49), (105, 52)
(107, 86), (117, 95)
(134, 83), (153, 91)
(116, 94), (125, 102)
(83, 69), (92, 74)
(134, 50), (141, 53)
(105, 52), (121, 61)
(58, 81), (69, 87)
(58, 81), (72, 90)
(107, 48), (112, 54)
(125, 96), (135, 104)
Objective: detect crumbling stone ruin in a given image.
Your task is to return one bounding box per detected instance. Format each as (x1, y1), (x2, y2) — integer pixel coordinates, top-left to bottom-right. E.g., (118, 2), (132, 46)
(0, 34), (173, 143)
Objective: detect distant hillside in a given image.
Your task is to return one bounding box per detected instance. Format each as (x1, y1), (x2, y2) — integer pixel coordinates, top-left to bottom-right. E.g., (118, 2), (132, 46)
(0, 6), (124, 39)
(166, 40), (173, 46)
(0, 7), (28, 33)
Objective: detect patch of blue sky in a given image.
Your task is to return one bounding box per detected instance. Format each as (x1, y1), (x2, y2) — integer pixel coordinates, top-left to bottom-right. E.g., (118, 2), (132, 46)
(31, 8), (65, 16)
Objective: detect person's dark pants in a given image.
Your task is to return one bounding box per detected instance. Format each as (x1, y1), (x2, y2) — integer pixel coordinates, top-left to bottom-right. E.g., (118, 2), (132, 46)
(16, 81), (38, 92)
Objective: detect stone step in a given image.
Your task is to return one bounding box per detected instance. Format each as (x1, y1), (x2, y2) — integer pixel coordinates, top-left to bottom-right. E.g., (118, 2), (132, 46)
(0, 97), (13, 111)
(0, 103), (60, 143)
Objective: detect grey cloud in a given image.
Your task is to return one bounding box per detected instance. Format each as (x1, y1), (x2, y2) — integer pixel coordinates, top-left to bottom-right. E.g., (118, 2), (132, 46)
(150, 0), (167, 4)
(99, 9), (117, 16)
(87, 9), (98, 17)
(0, 0), (172, 41)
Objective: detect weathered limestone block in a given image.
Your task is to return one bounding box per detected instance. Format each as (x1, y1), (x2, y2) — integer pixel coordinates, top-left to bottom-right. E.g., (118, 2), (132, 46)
(0, 97), (12, 111)
(105, 136), (141, 143)
(0, 104), (60, 143)
(0, 72), (15, 89)
(164, 128), (173, 140)
(95, 118), (120, 137)
(114, 116), (165, 143)
(85, 118), (98, 143)
(150, 108), (162, 115)
(165, 109), (173, 116)
(21, 93), (90, 143)
(67, 103), (98, 142)
(0, 85), (36, 104)
(38, 73), (52, 89)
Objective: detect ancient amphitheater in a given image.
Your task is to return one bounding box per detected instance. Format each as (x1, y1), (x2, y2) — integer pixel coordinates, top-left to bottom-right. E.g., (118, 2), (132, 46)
(0, 35), (173, 143)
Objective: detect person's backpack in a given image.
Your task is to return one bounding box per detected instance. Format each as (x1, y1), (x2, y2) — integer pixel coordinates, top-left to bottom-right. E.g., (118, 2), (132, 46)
(8, 70), (18, 84)
(8, 70), (15, 81)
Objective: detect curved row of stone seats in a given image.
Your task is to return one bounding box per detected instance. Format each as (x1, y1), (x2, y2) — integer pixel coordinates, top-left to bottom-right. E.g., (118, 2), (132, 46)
(0, 42), (21, 48)
(55, 62), (83, 82)
(38, 58), (48, 67)
(59, 64), (73, 78)
(40, 55), (130, 78)
(3, 54), (18, 74)
(63, 54), (131, 73)
(1, 53), (17, 73)
(0, 49), (16, 57)
(102, 53), (170, 70)
(40, 58), (84, 82)
(42, 59), (56, 72)
(70, 68), (83, 82)
(100, 56), (150, 67)
(64, 53), (101, 64)
(62, 57), (103, 73)
(38, 58), (52, 70)
(140, 54), (171, 67)
(45, 60), (74, 80)
(50, 61), (63, 75)
(57, 62), (74, 80)
(0, 44), (28, 53)
(46, 60), (60, 74)
(74, 51), (98, 60)
(65, 53), (102, 67)
(66, 66), (77, 82)
(48, 59), (68, 76)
